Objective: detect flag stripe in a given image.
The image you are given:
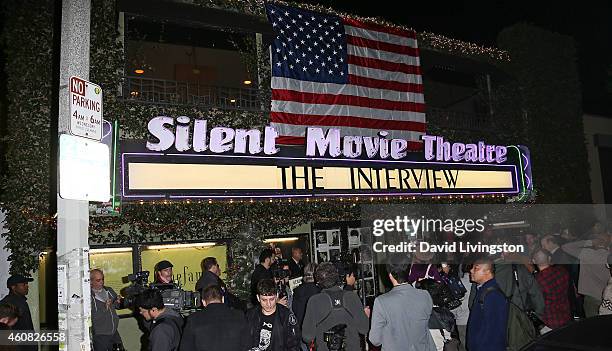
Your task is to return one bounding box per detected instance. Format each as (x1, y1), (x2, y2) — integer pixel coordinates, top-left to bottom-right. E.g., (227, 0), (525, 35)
(348, 74), (424, 94)
(271, 100), (426, 123)
(271, 122), (424, 142)
(342, 17), (417, 39)
(348, 45), (420, 66)
(271, 77), (425, 103)
(346, 35), (419, 57)
(271, 112), (426, 132)
(277, 135), (423, 149)
(348, 64), (422, 84)
(344, 25), (418, 47)
(347, 54), (422, 76)
(272, 89), (426, 112)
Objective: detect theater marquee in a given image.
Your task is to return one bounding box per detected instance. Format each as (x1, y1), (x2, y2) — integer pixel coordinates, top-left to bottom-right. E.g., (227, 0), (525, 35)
(120, 117), (531, 200)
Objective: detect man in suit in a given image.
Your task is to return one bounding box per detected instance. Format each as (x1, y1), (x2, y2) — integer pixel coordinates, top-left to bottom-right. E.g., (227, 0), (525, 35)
(179, 285), (249, 351)
(369, 261), (436, 351)
(288, 247), (305, 278)
(541, 234), (575, 265)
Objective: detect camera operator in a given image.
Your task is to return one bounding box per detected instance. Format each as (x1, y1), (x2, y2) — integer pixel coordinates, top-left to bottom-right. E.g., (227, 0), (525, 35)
(138, 289), (184, 351)
(302, 262), (369, 351)
(154, 260), (175, 285)
(251, 249), (275, 305)
(90, 269), (123, 351)
(180, 285), (249, 351)
(246, 279), (301, 351)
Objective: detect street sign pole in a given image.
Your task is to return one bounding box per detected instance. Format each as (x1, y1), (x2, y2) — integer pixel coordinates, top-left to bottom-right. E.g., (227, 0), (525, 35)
(57, 0), (92, 350)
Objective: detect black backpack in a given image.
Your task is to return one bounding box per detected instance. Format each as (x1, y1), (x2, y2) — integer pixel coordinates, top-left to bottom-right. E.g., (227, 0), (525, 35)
(318, 289), (354, 323)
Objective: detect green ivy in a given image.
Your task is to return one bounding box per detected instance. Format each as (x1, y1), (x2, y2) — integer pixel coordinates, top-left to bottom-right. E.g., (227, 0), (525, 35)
(1, 0), (55, 274)
(497, 24), (591, 203)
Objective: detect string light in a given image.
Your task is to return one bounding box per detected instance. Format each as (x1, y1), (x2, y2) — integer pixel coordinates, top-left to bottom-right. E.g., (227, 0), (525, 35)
(270, 0), (510, 63)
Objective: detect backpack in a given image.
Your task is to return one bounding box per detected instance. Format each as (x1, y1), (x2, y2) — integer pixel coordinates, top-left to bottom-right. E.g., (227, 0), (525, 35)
(443, 274), (467, 300)
(319, 289), (354, 323)
(479, 286), (536, 351)
(415, 278), (462, 310)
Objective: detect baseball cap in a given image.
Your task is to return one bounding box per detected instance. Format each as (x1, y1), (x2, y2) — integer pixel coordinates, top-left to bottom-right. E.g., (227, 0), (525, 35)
(155, 260), (173, 271)
(7, 274), (34, 287)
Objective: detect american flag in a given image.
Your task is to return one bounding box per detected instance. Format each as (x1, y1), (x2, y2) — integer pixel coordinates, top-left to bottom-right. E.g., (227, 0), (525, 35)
(266, 3), (426, 148)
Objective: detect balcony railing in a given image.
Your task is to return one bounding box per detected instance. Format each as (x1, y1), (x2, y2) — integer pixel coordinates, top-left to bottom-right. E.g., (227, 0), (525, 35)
(122, 76), (265, 111)
(426, 107), (491, 132)
(122, 77), (491, 132)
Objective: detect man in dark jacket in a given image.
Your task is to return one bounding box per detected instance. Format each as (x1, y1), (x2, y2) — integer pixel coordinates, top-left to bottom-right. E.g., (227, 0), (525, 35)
(246, 279), (300, 351)
(180, 285), (248, 351)
(90, 269), (123, 351)
(468, 254), (545, 318)
(288, 248), (305, 278)
(302, 262), (370, 351)
(250, 249), (275, 305)
(291, 263), (320, 326)
(195, 257), (225, 293)
(467, 258), (508, 351)
(138, 289), (184, 351)
(1, 275), (36, 351)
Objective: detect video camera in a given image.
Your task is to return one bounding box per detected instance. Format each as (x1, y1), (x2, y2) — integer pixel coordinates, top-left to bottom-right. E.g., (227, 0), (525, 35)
(323, 324), (347, 351)
(149, 283), (201, 311)
(121, 271), (201, 312)
(273, 259), (291, 299)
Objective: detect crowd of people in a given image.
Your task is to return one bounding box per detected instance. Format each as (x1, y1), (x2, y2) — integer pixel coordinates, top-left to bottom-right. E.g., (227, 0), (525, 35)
(1, 225), (611, 351)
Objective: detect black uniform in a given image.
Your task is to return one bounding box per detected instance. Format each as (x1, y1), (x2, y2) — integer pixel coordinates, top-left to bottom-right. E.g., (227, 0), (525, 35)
(179, 303), (248, 351)
(246, 304), (301, 351)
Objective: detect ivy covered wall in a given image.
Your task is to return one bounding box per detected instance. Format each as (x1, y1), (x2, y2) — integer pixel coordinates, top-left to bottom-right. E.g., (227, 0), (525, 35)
(497, 24), (592, 203)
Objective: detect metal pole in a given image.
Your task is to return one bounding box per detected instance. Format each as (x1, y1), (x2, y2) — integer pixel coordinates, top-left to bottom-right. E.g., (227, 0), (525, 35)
(57, 0), (92, 350)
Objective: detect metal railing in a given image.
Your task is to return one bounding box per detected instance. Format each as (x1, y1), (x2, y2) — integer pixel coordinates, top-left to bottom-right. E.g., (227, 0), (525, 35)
(122, 77), (491, 132)
(122, 76), (265, 111)
(426, 107), (491, 131)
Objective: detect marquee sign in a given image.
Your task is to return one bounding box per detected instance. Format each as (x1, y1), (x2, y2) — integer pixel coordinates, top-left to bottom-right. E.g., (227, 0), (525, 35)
(120, 117), (531, 200)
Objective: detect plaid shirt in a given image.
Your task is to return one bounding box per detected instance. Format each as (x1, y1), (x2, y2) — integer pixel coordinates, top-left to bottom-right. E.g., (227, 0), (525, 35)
(535, 265), (572, 328)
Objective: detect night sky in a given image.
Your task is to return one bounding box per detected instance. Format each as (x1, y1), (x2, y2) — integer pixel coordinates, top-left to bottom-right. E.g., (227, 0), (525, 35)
(305, 0), (612, 116)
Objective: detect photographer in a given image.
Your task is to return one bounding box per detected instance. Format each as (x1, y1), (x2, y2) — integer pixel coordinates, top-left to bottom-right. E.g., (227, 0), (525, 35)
(90, 269), (123, 351)
(138, 289), (184, 351)
(302, 262), (369, 351)
(246, 279), (301, 351)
